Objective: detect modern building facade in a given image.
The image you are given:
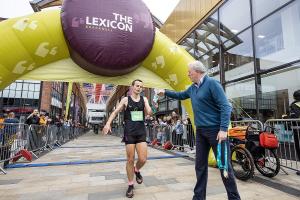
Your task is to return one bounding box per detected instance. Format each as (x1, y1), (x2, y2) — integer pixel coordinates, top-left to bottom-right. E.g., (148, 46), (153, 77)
(108, 0), (300, 123)
(26, 0), (300, 124)
(0, 80), (87, 124)
(0, 80), (41, 121)
(175, 0), (300, 122)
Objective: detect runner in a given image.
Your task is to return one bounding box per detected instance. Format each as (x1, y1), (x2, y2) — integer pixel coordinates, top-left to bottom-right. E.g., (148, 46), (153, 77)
(102, 79), (152, 198)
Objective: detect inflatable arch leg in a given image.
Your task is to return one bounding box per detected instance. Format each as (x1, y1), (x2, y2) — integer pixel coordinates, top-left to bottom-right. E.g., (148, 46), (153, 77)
(0, 10), (195, 127)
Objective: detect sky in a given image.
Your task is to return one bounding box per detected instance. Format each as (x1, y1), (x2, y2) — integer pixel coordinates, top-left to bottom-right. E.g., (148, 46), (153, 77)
(0, 0), (180, 23)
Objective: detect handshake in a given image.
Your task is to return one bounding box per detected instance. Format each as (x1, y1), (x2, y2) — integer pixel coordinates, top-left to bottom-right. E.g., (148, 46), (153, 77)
(152, 89), (165, 107)
(153, 89), (165, 99)
(155, 89), (165, 96)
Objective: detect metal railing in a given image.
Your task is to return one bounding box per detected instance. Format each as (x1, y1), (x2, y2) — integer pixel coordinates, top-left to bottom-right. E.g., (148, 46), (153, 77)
(144, 124), (195, 151)
(47, 125), (63, 149)
(265, 119), (300, 173)
(27, 124), (48, 153)
(0, 123), (29, 174)
(111, 118), (300, 175)
(111, 124), (124, 138)
(0, 123), (89, 174)
(110, 123), (196, 151)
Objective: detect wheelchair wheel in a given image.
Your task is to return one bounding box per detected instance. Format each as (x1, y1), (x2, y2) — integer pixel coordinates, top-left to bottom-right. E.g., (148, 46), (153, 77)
(231, 145), (255, 181)
(254, 148), (280, 178)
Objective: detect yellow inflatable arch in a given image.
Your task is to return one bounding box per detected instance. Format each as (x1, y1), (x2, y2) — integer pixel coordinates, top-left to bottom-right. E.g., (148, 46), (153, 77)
(0, 10), (195, 121)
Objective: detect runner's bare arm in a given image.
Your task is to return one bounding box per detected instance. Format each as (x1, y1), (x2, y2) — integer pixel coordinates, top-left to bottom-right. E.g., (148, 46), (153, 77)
(143, 97), (152, 116)
(103, 97), (128, 134)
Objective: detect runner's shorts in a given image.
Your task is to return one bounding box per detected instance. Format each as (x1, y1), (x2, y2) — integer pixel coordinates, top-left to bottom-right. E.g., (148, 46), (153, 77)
(122, 134), (146, 145)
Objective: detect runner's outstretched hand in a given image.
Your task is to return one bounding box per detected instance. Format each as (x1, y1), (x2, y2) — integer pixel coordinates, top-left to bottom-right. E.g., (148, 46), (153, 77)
(102, 124), (111, 135)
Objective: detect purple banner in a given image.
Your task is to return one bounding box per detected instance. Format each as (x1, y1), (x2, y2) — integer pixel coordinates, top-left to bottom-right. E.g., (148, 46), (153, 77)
(61, 0), (155, 76)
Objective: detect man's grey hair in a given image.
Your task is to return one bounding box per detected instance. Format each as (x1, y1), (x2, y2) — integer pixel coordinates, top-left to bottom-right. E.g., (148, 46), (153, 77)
(188, 61), (207, 73)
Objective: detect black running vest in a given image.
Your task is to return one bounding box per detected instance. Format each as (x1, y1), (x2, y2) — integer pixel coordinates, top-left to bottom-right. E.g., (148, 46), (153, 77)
(124, 96), (146, 136)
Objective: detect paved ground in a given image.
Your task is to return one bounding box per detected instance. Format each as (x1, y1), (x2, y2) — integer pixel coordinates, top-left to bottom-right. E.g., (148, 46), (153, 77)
(0, 131), (299, 200)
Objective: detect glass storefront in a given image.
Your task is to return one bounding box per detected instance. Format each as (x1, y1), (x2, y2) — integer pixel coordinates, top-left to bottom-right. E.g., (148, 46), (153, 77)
(252, 0), (293, 22)
(224, 29), (254, 81)
(254, 0), (300, 70)
(156, 95), (180, 116)
(226, 78), (257, 120)
(260, 65), (300, 121)
(179, 0), (300, 121)
(219, 0), (251, 35)
(0, 80), (41, 118)
(50, 82), (64, 118)
(180, 12), (220, 81)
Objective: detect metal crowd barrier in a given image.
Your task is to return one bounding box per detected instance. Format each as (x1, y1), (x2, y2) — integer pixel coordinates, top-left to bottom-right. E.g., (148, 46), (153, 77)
(62, 125), (71, 141)
(265, 119), (300, 173)
(111, 124), (195, 150)
(1, 123), (89, 174)
(167, 124), (195, 151)
(47, 125), (62, 149)
(184, 124), (195, 150)
(60, 125), (76, 143)
(109, 122), (196, 153)
(111, 124), (124, 138)
(46, 125), (84, 149)
(0, 123), (29, 174)
(56, 126), (64, 144)
(144, 124), (195, 151)
(28, 124), (48, 154)
(111, 118), (300, 175)
(74, 126), (85, 138)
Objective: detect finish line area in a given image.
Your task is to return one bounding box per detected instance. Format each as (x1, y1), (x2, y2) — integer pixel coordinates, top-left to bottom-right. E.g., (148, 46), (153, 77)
(1, 131), (299, 200)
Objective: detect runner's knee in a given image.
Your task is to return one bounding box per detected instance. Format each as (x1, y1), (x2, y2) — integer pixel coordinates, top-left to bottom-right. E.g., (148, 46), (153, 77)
(138, 157), (147, 164)
(127, 158), (135, 165)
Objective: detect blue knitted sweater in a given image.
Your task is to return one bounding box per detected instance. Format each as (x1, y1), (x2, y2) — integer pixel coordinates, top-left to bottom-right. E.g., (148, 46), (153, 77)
(165, 75), (232, 131)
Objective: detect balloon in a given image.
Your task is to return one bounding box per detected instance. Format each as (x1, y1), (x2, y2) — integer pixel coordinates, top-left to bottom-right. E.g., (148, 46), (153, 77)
(61, 0), (155, 76)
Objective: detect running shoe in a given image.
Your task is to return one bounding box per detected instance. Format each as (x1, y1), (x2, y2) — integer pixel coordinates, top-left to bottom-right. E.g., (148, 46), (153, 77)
(126, 185), (134, 198)
(135, 171), (143, 184)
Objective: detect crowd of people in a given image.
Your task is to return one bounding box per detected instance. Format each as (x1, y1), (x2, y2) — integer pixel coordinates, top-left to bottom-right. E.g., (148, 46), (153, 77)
(25, 109), (74, 128)
(0, 112), (19, 168)
(0, 109), (84, 169)
(0, 109), (78, 128)
(144, 111), (195, 152)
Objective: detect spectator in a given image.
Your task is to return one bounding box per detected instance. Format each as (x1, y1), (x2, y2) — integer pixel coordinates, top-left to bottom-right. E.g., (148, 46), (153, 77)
(26, 109), (40, 125)
(1, 112), (19, 168)
(184, 115), (196, 153)
(64, 119), (72, 127)
(171, 111), (179, 122)
(145, 115), (152, 127)
(153, 120), (159, 142)
(156, 126), (163, 144)
(159, 117), (167, 145)
(26, 110), (42, 150)
(289, 89), (300, 175)
(39, 112), (48, 126)
(165, 116), (173, 142)
(175, 118), (184, 151)
(0, 113), (5, 129)
(52, 114), (63, 127)
(4, 112), (19, 132)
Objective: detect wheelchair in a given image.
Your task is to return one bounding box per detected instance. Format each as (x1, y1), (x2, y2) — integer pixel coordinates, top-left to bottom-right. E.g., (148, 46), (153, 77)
(229, 125), (280, 181)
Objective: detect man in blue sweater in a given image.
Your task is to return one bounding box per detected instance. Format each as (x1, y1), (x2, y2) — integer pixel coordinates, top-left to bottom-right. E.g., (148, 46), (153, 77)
(158, 61), (240, 200)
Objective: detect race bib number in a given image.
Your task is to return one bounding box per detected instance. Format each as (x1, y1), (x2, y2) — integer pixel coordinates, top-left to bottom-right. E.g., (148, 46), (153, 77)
(131, 111), (143, 121)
